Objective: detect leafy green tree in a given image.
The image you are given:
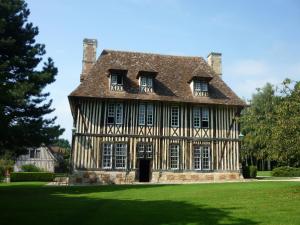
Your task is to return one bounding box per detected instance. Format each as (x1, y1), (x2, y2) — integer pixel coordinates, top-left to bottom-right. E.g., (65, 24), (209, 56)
(240, 83), (279, 167)
(271, 79), (300, 167)
(0, 0), (64, 156)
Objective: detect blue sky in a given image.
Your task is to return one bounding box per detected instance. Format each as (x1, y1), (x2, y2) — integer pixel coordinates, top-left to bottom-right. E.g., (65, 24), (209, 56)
(26, 0), (300, 141)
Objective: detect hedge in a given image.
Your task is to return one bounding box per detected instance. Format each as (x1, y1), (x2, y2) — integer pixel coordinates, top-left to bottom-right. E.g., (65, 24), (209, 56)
(10, 172), (55, 182)
(242, 165), (257, 178)
(21, 164), (43, 172)
(271, 167), (300, 177)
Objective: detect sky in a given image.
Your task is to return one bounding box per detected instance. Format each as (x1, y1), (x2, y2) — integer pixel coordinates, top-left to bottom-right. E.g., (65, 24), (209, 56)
(26, 0), (300, 141)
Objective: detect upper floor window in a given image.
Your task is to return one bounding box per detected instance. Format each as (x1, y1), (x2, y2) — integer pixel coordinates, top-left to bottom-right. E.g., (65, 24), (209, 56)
(29, 149), (40, 159)
(193, 107), (209, 128)
(107, 103), (123, 125)
(110, 73), (123, 91)
(171, 106), (179, 127)
(138, 103), (153, 126)
(194, 80), (208, 96)
(140, 76), (153, 93)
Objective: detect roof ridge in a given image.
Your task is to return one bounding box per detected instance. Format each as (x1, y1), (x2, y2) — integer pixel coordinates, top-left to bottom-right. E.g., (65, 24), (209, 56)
(102, 49), (205, 60)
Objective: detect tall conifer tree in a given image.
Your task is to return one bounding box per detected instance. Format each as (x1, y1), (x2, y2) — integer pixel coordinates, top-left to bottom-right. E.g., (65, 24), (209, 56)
(0, 0), (64, 156)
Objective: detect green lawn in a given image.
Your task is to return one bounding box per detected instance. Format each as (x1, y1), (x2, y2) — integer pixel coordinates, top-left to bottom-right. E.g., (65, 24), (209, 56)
(0, 182), (299, 225)
(257, 171), (272, 177)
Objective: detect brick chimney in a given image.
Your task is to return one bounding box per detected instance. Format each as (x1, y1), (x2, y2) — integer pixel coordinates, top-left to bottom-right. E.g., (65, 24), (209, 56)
(80, 38), (97, 82)
(207, 52), (222, 78)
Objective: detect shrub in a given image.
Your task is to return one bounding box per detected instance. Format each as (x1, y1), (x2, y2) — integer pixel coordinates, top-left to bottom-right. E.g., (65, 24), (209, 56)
(0, 158), (14, 181)
(242, 165), (257, 178)
(10, 172), (55, 182)
(271, 166), (300, 177)
(21, 164), (43, 172)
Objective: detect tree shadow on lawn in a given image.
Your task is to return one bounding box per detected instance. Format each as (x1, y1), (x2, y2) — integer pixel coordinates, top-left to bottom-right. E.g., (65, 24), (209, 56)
(0, 184), (259, 225)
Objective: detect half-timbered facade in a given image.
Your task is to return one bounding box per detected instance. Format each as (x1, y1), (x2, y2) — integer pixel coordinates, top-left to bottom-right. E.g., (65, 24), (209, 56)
(69, 39), (246, 184)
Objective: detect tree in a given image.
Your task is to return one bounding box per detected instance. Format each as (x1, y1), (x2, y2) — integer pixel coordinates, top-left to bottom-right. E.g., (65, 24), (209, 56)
(0, 0), (64, 156)
(240, 83), (279, 169)
(271, 79), (300, 167)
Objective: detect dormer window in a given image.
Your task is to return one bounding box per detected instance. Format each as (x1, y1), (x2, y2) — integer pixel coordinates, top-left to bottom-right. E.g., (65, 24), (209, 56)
(110, 73), (123, 91)
(140, 76), (153, 93)
(193, 80), (208, 96)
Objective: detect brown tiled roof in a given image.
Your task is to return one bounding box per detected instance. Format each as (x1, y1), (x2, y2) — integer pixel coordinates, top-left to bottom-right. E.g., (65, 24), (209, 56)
(69, 50), (246, 107)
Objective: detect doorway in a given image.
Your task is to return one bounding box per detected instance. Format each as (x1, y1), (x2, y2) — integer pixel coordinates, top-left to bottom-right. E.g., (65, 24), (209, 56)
(139, 159), (151, 182)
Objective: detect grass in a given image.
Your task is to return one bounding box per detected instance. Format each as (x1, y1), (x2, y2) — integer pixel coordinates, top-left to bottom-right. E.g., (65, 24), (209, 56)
(257, 171), (272, 177)
(0, 182), (300, 225)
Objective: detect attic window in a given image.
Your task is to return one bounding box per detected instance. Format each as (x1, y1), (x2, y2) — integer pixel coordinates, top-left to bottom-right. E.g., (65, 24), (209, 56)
(194, 80), (208, 96)
(140, 76), (153, 93)
(110, 73), (123, 91)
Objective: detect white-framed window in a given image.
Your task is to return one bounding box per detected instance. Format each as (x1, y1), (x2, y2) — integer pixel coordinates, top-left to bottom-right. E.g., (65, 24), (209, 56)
(201, 108), (209, 128)
(193, 145), (211, 170)
(193, 107), (209, 128)
(170, 144), (179, 169)
(102, 143), (113, 169)
(193, 107), (201, 128)
(138, 103), (146, 125)
(194, 146), (201, 170)
(202, 146), (210, 170)
(194, 80), (208, 92)
(115, 143), (127, 169)
(138, 103), (153, 126)
(140, 76), (153, 93)
(115, 103), (123, 124)
(171, 106), (179, 127)
(29, 149), (40, 159)
(106, 103), (123, 125)
(110, 73), (123, 91)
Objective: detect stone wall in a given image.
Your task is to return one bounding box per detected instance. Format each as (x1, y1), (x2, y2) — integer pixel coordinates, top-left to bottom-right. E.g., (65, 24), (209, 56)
(69, 170), (242, 185)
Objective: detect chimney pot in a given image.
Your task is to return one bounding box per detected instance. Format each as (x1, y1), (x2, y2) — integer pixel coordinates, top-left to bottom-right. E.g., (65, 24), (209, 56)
(81, 38), (97, 82)
(207, 52), (222, 78)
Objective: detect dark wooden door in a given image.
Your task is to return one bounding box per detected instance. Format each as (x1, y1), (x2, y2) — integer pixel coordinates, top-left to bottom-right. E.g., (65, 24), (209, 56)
(139, 159), (150, 182)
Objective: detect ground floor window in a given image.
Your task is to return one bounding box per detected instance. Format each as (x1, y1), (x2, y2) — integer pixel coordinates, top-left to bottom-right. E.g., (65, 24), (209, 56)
(193, 145), (211, 170)
(102, 143), (127, 169)
(170, 144), (179, 169)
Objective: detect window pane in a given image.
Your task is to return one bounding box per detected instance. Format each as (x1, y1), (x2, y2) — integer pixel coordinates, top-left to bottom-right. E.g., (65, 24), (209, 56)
(111, 74), (117, 85)
(202, 146), (210, 170)
(170, 144), (179, 169)
(194, 81), (201, 91)
(103, 143), (112, 169)
(194, 146), (201, 170)
(147, 104), (153, 126)
(115, 103), (123, 124)
(35, 150), (40, 158)
(115, 143), (127, 169)
(200, 81), (208, 91)
(146, 77), (153, 87)
(193, 107), (201, 128)
(29, 150), (35, 158)
(201, 108), (209, 128)
(107, 103), (115, 124)
(116, 75), (122, 85)
(171, 106), (179, 127)
(139, 104), (146, 125)
(141, 76), (147, 86)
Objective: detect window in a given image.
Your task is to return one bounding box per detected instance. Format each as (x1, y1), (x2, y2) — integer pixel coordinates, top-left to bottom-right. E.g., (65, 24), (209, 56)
(193, 145), (211, 170)
(194, 146), (201, 170)
(138, 104), (146, 125)
(193, 80), (208, 96)
(138, 103), (153, 126)
(115, 143), (127, 169)
(201, 108), (209, 128)
(29, 149), (40, 158)
(107, 103), (123, 125)
(193, 107), (209, 128)
(140, 76), (153, 92)
(170, 144), (179, 169)
(202, 146), (210, 170)
(171, 106), (179, 127)
(102, 143), (127, 169)
(193, 107), (201, 128)
(137, 143), (153, 159)
(110, 74), (123, 91)
(102, 143), (113, 169)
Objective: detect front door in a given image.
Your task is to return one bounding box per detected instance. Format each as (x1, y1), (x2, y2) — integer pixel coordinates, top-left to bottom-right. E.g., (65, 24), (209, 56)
(139, 159), (150, 182)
